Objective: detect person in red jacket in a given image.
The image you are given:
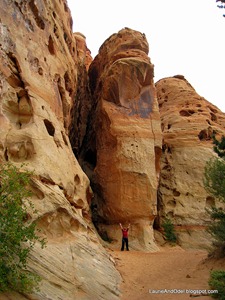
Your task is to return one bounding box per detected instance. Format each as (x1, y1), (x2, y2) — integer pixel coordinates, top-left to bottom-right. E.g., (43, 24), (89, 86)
(119, 223), (130, 251)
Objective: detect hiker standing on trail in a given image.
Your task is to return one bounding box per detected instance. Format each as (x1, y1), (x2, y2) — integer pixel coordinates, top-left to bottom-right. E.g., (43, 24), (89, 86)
(119, 223), (130, 251)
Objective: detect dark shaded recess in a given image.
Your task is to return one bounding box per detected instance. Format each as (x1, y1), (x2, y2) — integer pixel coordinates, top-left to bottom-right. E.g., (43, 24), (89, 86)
(88, 65), (99, 94)
(6, 52), (24, 88)
(84, 149), (97, 168)
(64, 71), (73, 96)
(154, 189), (163, 230)
(198, 128), (213, 141)
(44, 119), (55, 136)
(179, 109), (195, 117)
(206, 196), (215, 208)
(210, 113), (217, 122)
(48, 35), (55, 55)
(68, 62), (92, 158)
(29, 0), (45, 30)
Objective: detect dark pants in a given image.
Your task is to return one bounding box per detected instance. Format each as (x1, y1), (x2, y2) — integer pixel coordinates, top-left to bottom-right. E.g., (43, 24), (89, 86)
(121, 238), (129, 251)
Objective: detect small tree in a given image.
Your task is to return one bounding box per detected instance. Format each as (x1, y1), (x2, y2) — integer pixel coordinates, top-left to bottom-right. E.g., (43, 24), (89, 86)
(0, 163), (46, 293)
(162, 217), (177, 243)
(209, 270), (225, 300)
(204, 135), (225, 254)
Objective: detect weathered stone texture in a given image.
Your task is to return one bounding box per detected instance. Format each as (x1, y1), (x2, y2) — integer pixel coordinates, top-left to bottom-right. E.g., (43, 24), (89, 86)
(0, 1), (120, 299)
(156, 75), (225, 248)
(83, 28), (162, 251)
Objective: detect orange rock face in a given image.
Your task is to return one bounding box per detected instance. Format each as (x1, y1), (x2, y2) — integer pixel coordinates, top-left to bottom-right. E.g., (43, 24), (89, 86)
(84, 28), (162, 250)
(0, 1), (120, 299)
(156, 75), (225, 248)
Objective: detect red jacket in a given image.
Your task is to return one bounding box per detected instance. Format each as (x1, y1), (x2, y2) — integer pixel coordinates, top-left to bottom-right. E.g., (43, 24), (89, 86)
(122, 228), (129, 238)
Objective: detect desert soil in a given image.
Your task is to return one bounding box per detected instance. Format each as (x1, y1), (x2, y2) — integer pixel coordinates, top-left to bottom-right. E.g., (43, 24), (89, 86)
(109, 246), (225, 300)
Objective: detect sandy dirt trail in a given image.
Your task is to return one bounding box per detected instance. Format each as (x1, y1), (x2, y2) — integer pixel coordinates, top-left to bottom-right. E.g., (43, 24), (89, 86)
(110, 247), (219, 300)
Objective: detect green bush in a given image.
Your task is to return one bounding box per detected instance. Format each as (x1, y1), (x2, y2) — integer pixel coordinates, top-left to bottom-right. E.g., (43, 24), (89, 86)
(209, 270), (225, 299)
(0, 163), (46, 293)
(162, 217), (177, 243)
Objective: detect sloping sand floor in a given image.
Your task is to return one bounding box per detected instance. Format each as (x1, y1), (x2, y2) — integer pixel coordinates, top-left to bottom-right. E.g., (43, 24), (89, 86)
(110, 246), (225, 300)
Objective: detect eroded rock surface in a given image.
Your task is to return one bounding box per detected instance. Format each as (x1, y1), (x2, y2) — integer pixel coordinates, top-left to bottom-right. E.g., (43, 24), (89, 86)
(0, 1), (120, 299)
(156, 75), (225, 248)
(82, 28), (162, 251)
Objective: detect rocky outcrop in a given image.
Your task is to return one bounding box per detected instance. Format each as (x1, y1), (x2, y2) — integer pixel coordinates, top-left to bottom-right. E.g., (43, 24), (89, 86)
(81, 28), (162, 251)
(156, 75), (225, 248)
(0, 1), (120, 299)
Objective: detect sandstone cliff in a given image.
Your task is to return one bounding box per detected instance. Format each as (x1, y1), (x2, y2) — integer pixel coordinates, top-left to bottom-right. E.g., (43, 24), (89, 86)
(156, 75), (225, 248)
(1, 0), (225, 298)
(81, 28), (162, 251)
(0, 1), (120, 299)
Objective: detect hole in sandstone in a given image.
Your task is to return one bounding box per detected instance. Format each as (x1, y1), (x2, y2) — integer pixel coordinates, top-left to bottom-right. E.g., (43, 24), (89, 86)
(198, 129), (211, 141)
(74, 174), (81, 185)
(210, 113), (217, 122)
(180, 109), (195, 117)
(44, 119), (55, 136)
(38, 67), (43, 75)
(209, 107), (218, 114)
(206, 196), (215, 208)
(48, 35), (55, 55)
(168, 124), (171, 129)
(173, 189), (180, 197)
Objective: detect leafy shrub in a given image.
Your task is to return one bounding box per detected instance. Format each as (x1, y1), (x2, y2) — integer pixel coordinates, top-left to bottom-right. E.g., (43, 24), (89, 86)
(0, 163), (46, 293)
(209, 270), (225, 299)
(204, 136), (225, 255)
(162, 217), (177, 243)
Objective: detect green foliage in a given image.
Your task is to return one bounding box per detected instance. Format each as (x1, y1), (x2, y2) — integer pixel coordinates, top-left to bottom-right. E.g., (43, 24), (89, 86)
(204, 135), (225, 255)
(204, 158), (225, 202)
(162, 218), (177, 243)
(213, 135), (225, 158)
(207, 207), (225, 248)
(209, 270), (225, 299)
(0, 163), (46, 294)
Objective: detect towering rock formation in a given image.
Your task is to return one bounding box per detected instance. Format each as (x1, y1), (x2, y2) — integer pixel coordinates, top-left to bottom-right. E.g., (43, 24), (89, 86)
(0, 1), (120, 299)
(156, 75), (225, 248)
(82, 28), (162, 250)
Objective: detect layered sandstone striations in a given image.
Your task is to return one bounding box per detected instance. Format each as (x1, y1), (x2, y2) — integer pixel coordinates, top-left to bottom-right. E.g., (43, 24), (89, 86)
(82, 28), (162, 250)
(156, 75), (225, 248)
(0, 1), (120, 299)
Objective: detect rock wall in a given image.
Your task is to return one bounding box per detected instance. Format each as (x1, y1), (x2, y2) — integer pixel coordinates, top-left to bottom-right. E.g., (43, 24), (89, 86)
(156, 75), (225, 248)
(0, 1), (120, 299)
(81, 28), (162, 251)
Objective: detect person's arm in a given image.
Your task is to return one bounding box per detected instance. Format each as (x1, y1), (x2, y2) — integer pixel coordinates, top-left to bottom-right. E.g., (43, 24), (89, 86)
(127, 223), (130, 230)
(119, 223), (123, 230)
